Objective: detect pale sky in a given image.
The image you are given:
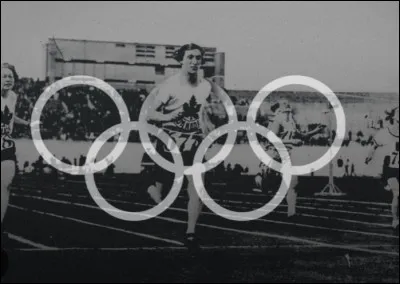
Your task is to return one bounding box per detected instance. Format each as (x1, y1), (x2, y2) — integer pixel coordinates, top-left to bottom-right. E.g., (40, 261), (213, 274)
(1, 1), (399, 93)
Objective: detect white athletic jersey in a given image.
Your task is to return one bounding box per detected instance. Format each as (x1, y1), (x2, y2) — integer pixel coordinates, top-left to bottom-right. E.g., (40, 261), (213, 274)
(374, 127), (399, 169)
(1, 91), (17, 151)
(271, 112), (302, 152)
(150, 74), (212, 135)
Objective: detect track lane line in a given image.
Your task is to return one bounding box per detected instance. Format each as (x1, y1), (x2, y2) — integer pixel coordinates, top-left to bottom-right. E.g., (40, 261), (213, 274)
(10, 194), (398, 256)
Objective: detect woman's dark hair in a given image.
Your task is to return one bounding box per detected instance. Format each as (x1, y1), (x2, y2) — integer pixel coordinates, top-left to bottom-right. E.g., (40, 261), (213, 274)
(2, 63), (19, 82)
(173, 43), (205, 64)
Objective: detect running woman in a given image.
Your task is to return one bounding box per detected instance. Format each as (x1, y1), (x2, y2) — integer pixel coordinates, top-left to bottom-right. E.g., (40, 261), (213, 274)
(145, 43), (227, 248)
(269, 100), (325, 217)
(1, 63), (29, 277)
(366, 107), (399, 230)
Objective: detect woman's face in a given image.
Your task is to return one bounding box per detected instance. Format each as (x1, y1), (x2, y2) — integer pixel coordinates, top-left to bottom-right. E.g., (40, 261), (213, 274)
(181, 49), (202, 74)
(1, 67), (15, 91)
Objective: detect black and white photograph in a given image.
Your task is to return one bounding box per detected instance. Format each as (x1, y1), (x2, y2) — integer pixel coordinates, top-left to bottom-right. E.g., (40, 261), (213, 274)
(1, 1), (399, 282)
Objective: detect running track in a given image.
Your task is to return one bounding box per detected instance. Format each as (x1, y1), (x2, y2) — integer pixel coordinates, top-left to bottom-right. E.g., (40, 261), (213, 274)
(2, 176), (399, 283)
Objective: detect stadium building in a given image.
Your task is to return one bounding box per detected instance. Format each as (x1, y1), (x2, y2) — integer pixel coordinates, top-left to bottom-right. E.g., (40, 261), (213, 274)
(45, 38), (225, 91)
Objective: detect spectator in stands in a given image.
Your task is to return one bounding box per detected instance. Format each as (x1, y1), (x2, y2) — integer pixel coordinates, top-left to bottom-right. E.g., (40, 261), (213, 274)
(345, 159), (350, 177)
(22, 161), (29, 174)
(105, 162), (116, 177)
(350, 163), (356, 177)
(226, 163), (233, 175)
(79, 155), (86, 166)
(61, 156), (71, 165)
(23, 162), (34, 175)
(337, 157), (343, 169)
(233, 164), (244, 177)
(32, 156), (45, 176)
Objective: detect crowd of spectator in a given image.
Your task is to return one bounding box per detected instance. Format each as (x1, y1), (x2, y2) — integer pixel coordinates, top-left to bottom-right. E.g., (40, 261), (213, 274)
(12, 77), (385, 148)
(13, 78), (148, 141)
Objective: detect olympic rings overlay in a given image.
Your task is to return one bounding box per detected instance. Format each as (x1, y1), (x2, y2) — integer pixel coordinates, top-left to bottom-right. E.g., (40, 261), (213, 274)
(30, 75), (346, 222)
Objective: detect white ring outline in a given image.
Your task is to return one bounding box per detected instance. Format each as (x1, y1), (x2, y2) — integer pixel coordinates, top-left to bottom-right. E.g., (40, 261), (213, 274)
(246, 75), (346, 176)
(84, 121), (185, 221)
(192, 122), (292, 221)
(30, 76), (131, 175)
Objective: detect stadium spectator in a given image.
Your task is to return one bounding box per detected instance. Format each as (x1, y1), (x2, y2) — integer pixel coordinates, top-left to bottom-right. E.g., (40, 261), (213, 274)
(105, 162), (116, 177)
(351, 163), (356, 177)
(345, 159), (350, 177)
(32, 156), (45, 176)
(23, 162), (34, 175)
(61, 156), (71, 165)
